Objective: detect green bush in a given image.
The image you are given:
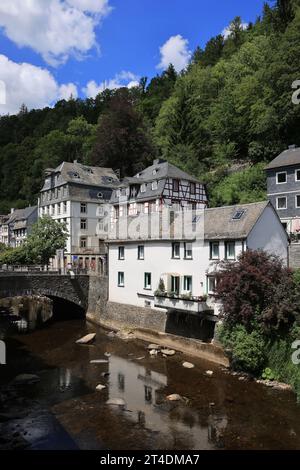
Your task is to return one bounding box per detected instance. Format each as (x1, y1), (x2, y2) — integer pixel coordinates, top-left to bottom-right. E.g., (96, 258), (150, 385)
(261, 367), (277, 381)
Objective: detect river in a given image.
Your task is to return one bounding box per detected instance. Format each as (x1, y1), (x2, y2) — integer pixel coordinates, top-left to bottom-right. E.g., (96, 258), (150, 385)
(1, 318), (300, 450)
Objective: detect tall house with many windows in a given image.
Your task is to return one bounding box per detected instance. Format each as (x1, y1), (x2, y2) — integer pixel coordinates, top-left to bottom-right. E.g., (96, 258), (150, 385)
(266, 145), (300, 234)
(109, 159), (208, 222)
(38, 161), (119, 272)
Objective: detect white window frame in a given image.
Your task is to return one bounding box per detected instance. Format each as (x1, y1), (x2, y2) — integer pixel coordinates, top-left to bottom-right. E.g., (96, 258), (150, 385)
(295, 169), (300, 182)
(172, 242), (180, 259)
(207, 276), (216, 295)
(276, 196), (287, 210)
(80, 237), (87, 248)
(80, 218), (87, 230)
(210, 242), (220, 260)
(296, 195), (300, 208)
(184, 242), (193, 259)
(118, 246), (125, 260)
(140, 183), (146, 193)
(80, 202), (87, 214)
(144, 272), (152, 290)
(118, 271), (125, 287)
(225, 241), (236, 260)
(276, 171), (287, 184)
(151, 181), (158, 191)
(183, 275), (192, 292)
(138, 245), (144, 260)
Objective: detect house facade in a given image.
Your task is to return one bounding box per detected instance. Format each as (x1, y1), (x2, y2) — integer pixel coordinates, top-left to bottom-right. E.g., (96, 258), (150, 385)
(110, 158), (208, 224)
(0, 207), (37, 248)
(266, 145), (300, 234)
(38, 161), (119, 273)
(108, 201), (288, 336)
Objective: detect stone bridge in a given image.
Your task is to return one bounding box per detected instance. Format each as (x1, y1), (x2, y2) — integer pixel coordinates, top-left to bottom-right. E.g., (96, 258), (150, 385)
(0, 273), (108, 313)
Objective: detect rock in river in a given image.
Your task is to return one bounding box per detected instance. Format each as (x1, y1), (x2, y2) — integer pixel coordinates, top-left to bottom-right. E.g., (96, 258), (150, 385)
(12, 374), (40, 385)
(106, 398), (126, 407)
(147, 344), (160, 350)
(206, 370), (214, 376)
(95, 384), (106, 391)
(167, 394), (182, 401)
(182, 362), (195, 369)
(161, 349), (176, 356)
(90, 359), (109, 364)
(76, 333), (96, 344)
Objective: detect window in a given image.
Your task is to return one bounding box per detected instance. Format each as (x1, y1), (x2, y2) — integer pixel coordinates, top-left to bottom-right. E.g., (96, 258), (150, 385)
(184, 242), (193, 259)
(171, 275), (180, 294)
(225, 241), (235, 260)
(116, 189), (121, 198)
(173, 179), (179, 192)
(172, 242), (180, 259)
(98, 205), (104, 217)
(63, 201), (67, 213)
(210, 242), (220, 260)
(51, 204), (55, 215)
(118, 246), (125, 260)
(80, 202), (87, 214)
(295, 169), (300, 181)
(144, 202), (149, 214)
(138, 245), (144, 260)
(57, 203), (61, 215)
(98, 220), (104, 231)
(277, 196), (287, 210)
(152, 181), (158, 190)
(276, 171), (287, 184)
(144, 300), (151, 308)
(118, 271), (124, 287)
(97, 192), (103, 199)
(207, 276), (216, 294)
(190, 182), (196, 195)
(80, 218), (87, 230)
(296, 195), (300, 208)
(80, 237), (87, 248)
(183, 276), (192, 292)
(232, 209), (245, 220)
(140, 183), (146, 193)
(129, 202), (137, 216)
(144, 272), (152, 290)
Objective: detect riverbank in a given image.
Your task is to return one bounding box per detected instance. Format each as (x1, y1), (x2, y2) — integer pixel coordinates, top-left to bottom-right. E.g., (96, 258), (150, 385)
(2, 319), (300, 450)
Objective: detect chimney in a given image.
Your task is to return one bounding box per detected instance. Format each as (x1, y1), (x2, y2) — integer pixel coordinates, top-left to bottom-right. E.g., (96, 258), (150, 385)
(73, 159), (78, 164)
(10, 208), (15, 214)
(288, 144), (296, 150)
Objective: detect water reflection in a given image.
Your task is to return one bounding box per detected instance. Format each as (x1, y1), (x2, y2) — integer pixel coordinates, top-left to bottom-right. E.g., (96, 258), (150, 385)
(107, 354), (225, 449)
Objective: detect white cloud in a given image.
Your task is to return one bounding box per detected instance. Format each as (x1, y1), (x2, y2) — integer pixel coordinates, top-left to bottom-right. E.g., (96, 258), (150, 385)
(157, 35), (191, 72)
(83, 71), (140, 98)
(59, 82), (78, 100)
(0, 0), (112, 66)
(0, 54), (78, 115)
(222, 21), (248, 39)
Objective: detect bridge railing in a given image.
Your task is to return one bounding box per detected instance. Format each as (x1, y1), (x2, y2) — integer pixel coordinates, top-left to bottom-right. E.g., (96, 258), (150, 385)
(0, 264), (106, 276)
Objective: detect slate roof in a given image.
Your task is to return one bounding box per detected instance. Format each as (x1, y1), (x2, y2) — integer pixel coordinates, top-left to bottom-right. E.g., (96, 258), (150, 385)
(7, 206), (37, 226)
(110, 159), (204, 204)
(42, 162), (119, 191)
(265, 147), (300, 170)
(204, 201), (271, 240)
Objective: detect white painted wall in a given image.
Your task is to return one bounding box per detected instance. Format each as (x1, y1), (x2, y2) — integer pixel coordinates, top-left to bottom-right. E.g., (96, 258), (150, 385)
(247, 205), (288, 264)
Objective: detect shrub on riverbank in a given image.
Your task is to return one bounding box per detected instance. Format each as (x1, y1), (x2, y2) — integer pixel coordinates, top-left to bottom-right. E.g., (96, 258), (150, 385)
(216, 251), (300, 397)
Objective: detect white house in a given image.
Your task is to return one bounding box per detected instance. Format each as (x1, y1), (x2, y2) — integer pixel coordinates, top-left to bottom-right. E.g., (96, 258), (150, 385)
(108, 201), (288, 334)
(38, 161), (119, 273)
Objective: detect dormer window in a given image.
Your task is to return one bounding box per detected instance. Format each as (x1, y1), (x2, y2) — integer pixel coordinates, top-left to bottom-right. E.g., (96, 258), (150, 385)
(152, 181), (158, 190)
(97, 192), (103, 199)
(116, 189), (121, 198)
(232, 209), (245, 220)
(72, 172), (80, 179)
(140, 183), (146, 193)
(153, 168), (158, 175)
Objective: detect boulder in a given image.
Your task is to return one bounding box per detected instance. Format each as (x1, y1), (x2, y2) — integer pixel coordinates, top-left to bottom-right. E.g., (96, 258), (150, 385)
(161, 349), (176, 356)
(106, 398), (126, 407)
(90, 359), (109, 364)
(147, 344), (160, 350)
(167, 394), (182, 401)
(104, 352), (111, 357)
(182, 362), (194, 369)
(149, 349), (158, 356)
(76, 333), (96, 344)
(95, 384), (106, 391)
(206, 370), (214, 376)
(12, 374), (40, 385)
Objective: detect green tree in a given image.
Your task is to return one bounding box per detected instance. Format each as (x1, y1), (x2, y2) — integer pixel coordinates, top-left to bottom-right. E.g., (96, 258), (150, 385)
(26, 216), (68, 268)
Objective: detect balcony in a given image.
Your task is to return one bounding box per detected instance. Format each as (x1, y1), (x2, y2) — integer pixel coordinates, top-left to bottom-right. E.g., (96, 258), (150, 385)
(154, 293), (209, 313)
(71, 245), (106, 255)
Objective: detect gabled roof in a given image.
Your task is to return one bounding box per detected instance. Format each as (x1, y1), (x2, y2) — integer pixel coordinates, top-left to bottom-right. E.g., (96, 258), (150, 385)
(42, 161), (119, 191)
(265, 147), (300, 170)
(7, 206), (37, 225)
(134, 159), (202, 184)
(204, 201), (270, 240)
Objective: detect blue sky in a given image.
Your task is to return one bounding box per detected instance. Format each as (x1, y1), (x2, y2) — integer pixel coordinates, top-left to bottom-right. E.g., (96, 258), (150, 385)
(0, 0), (268, 115)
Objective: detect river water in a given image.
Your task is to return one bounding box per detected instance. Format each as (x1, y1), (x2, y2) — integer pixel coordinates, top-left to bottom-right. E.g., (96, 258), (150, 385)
(1, 318), (300, 450)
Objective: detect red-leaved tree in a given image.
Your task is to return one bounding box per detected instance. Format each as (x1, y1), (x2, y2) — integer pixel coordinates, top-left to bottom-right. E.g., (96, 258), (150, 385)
(214, 250), (300, 333)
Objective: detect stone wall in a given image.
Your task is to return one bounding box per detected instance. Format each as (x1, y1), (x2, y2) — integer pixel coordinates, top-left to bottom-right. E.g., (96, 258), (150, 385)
(289, 243), (300, 269)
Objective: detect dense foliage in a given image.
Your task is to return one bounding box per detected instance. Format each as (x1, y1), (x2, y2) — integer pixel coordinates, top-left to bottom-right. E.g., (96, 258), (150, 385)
(0, 216), (68, 267)
(216, 251), (300, 396)
(1, 0), (300, 212)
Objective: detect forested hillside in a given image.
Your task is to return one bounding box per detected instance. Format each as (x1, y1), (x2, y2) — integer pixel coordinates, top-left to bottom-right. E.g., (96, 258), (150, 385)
(1, 0), (300, 213)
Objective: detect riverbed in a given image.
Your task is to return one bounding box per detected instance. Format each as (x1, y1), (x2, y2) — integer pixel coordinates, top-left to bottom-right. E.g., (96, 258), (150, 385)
(1, 318), (300, 450)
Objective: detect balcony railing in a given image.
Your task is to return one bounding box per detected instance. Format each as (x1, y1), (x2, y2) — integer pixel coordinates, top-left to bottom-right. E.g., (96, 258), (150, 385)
(154, 292), (209, 313)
